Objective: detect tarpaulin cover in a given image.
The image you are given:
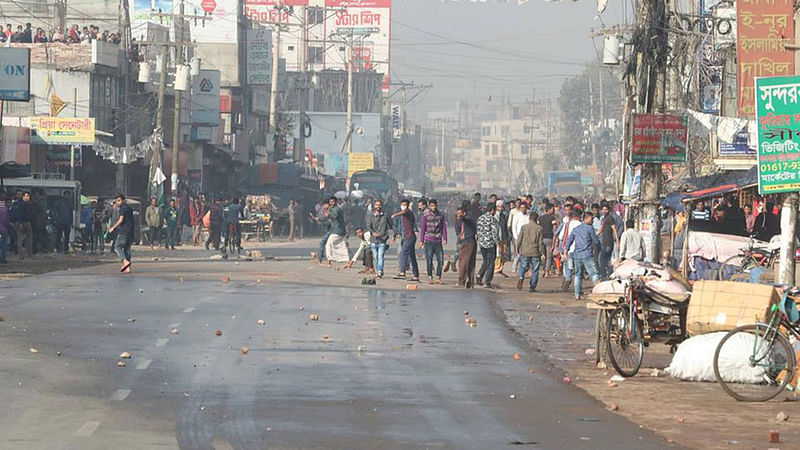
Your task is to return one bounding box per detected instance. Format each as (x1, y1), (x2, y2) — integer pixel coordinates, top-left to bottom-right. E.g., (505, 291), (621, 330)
(661, 166), (757, 211)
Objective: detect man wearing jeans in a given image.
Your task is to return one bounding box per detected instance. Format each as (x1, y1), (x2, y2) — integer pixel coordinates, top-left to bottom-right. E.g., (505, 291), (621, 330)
(537, 203), (557, 277)
(565, 212), (601, 300)
(516, 211), (546, 292)
(108, 194), (134, 274)
(392, 199), (420, 281)
(476, 203), (500, 288)
(368, 199), (393, 278)
(419, 198), (447, 283)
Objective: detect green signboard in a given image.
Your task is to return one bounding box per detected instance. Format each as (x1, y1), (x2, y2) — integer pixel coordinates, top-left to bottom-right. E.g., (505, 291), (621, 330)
(755, 75), (800, 194)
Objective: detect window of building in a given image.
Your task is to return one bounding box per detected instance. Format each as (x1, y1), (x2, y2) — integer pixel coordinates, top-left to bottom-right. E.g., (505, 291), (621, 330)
(491, 144), (498, 155)
(287, 45), (295, 51)
(501, 125), (510, 136)
(308, 6), (325, 25)
(309, 46), (323, 64)
(484, 146), (489, 156)
(481, 126), (490, 136)
(501, 143), (508, 154)
(520, 144), (530, 155)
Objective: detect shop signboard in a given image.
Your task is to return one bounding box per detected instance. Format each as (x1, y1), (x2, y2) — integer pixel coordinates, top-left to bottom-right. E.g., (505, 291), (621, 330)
(246, 28), (272, 85)
(347, 152), (374, 178)
(0, 48), (30, 101)
(192, 70), (221, 125)
(630, 114), (688, 164)
(29, 117), (95, 145)
(187, 0), (238, 43)
(754, 75), (800, 194)
(736, 0), (794, 117)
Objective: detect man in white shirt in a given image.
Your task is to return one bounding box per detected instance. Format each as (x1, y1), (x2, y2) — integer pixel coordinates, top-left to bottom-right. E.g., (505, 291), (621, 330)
(511, 202), (530, 242)
(618, 219), (646, 262)
(555, 210), (582, 291)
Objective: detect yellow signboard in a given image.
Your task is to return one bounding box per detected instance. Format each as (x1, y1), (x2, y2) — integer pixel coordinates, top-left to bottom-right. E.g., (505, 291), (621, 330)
(30, 117), (95, 145)
(348, 152), (374, 178)
(430, 166), (445, 177)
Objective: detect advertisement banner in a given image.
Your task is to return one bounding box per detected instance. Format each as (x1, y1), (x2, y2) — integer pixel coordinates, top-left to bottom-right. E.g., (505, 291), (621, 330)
(736, 0), (794, 117)
(247, 28), (272, 85)
(0, 48), (30, 101)
(192, 70), (221, 125)
(325, 0), (391, 91)
(131, 0), (173, 32)
(30, 117), (95, 145)
(244, 0), (308, 23)
(755, 75), (800, 194)
(390, 103), (402, 141)
(631, 114), (688, 164)
(186, 0), (238, 44)
(1, 126), (30, 164)
(347, 152), (374, 178)
(719, 127), (756, 156)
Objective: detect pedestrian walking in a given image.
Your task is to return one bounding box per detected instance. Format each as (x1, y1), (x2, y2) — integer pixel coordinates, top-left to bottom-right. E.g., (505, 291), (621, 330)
(455, 206), (478, 288)
(516, 211), (546, 292)
(419, 198), (447, 284)
(597, 203), (619, 278)
(108, 194), (134, 274)
(391, 198), (420, 281)
(205, 199), (223, 250)
(288, 199), (297, 242)
(310, 202), (330, 263)
(537, 203), (557, 277)
(80, 201), (94, 253)
(54, 193), (73, 253)
(190, 197), (202, 245)
(565, 212), (601, 300)
(367, 199), (393, 278)
(92, 199), (106, 255)
(145, 197), (163, 248)
(165, 199), (179, 250)
(0, 192), (9, 263)
(476, 202), (500, 288)
(325, 197), (349, 265)
(618, 219), (646, 262)
(10, 191), (33, 259)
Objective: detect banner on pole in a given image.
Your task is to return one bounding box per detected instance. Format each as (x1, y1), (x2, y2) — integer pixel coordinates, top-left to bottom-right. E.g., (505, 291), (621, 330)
(630, 114), (688, 164)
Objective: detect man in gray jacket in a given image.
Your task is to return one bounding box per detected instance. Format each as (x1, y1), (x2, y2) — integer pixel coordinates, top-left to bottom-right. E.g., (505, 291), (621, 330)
(367, 199), (393, 278)
(515, 212), (546, 292)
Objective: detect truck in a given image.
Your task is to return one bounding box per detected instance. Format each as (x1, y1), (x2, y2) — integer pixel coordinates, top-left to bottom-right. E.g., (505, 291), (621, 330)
(546, 171), (584, 197)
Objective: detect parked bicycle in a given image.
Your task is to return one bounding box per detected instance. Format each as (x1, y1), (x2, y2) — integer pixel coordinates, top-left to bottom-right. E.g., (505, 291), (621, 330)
(712, 287), (800, 402)
(605, 269), (689, 377)
(717, 237), (779, 281)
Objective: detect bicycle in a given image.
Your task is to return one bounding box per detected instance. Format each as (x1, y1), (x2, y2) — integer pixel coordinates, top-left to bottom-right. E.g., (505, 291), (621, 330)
(605, 272), (688, 377)
(717, 237), (778, 281)
(712, 287), (800, 402)
(224, 222), (242, 255)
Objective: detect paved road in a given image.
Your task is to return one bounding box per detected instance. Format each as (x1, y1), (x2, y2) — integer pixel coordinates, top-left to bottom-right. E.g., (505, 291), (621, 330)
(0, 267), (677, 449)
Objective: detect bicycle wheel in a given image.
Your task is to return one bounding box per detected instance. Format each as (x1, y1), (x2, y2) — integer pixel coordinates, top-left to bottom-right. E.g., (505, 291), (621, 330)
(594, 309), (608, 365)
(718, 254), (757, 281)
(713, 323), (795, 402)
(606, 306), (644, 377)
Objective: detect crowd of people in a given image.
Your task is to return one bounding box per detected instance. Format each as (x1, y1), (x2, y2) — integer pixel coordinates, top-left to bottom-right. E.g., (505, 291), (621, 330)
(2, 23), (120, 44)
(0, 189), (77, 264)
(310, 192), (644, 300)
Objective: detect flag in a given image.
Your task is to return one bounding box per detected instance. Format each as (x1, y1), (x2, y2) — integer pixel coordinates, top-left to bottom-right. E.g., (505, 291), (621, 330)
(50, 93), (67, 117)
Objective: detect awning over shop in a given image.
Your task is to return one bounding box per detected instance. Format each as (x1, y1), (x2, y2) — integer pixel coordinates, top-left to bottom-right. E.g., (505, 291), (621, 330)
(661, 166), (757, 211)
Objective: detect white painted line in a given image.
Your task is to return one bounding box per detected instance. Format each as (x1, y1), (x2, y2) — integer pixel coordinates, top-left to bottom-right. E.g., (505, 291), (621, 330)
(168, 322), (182, 329)
(183, 307), (195, 313)
(110, 389), (130, 401)
(74, 421), (100, 437)
(136, 359), (152, 370)
(155, 338), (169, 347)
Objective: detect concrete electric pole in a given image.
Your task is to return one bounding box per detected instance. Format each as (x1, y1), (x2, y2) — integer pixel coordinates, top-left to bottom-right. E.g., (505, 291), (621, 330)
(170, 0), (185, 197)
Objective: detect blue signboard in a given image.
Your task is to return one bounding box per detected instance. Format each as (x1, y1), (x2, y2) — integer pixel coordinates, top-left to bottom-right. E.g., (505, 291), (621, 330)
(0, 48), (30, 101)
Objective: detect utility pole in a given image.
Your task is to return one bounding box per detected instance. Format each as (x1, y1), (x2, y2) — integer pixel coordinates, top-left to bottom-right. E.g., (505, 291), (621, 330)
(294, 4), (307, 163)
(150, 43), (169, 200)
(268, 2), (282, 161)
(346, 43), (354, 154)
(170, 0), (185, 198)
(588, 69), (597, 168)
(636, 0), (666, 264)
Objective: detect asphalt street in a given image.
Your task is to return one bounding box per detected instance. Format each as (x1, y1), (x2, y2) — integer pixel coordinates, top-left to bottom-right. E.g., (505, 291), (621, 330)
(0, 259), (678, 449)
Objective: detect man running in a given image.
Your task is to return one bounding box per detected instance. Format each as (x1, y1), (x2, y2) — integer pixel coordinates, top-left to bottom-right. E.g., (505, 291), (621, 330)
(108, 194), (134, 274)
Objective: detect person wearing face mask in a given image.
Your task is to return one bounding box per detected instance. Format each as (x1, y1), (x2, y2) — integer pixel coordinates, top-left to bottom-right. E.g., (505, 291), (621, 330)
(367, 199), (393, 278)
(391, 199), (420, 281)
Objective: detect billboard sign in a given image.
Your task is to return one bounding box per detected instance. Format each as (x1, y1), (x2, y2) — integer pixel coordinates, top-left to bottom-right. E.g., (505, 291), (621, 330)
(192, 70), (221, 125)
(325, 0), (391, 91)
(631, 114), (688, 164)
(246, 28), (272, 85)
(390, 103), (402, 141)
(186, 0), (238, 43)
(0, 48), (30, 101)
(29, 117), (95, 145)
(244, 0), (309, 23)
(736, 0), (794, 117)
(755, 75), (800, 194)
(348, 152), (374, 178)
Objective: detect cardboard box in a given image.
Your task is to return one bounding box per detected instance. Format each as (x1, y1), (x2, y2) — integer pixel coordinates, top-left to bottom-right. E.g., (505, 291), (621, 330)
(687, 281), (779, 335)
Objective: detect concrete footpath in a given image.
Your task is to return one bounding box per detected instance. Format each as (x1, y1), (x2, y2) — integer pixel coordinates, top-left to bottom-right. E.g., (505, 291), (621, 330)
(3, 237), (799, 449)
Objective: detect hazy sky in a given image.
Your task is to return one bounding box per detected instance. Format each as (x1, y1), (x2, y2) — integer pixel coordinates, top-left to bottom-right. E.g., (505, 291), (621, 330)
(390, 0), (631, 117)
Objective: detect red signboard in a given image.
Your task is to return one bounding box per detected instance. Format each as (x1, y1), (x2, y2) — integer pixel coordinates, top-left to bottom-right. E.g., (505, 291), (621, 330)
(736, 0), (794, 117)
(631, 114), (688, 164)
(201, 0), (217, 13)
